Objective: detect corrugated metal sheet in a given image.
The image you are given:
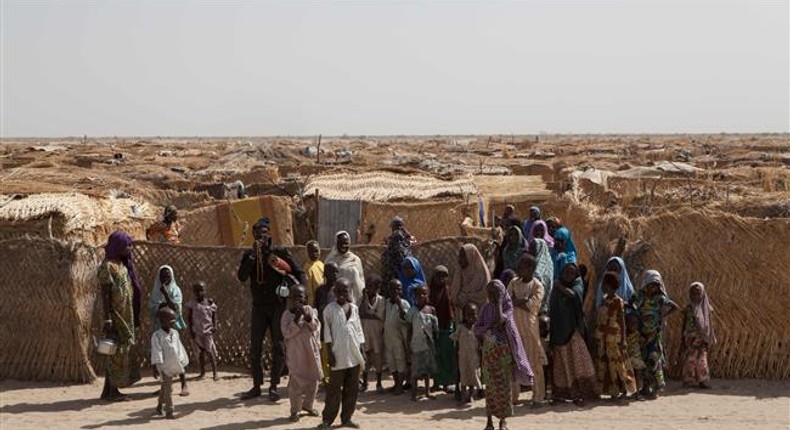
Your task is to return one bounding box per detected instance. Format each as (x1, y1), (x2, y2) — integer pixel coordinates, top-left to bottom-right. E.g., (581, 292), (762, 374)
(318, 198), (362, 247)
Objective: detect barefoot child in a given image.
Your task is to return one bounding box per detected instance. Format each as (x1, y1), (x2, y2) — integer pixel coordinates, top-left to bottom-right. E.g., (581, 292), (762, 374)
(407, 284), (439, 401)
(508, 254), (548, 406)
(680, 282), (716, 389)
(451, 303), (482, 404)
(319, 279), (365, 429)
(314, 263), (339, 386)
(633, 270), (679, 399)
(281, 284), (323, 422)
(474, 280), (533, 430)
(359, 275), (385, 393)
(149, 265), (189, 396)
(383, 279), (410, 395)
(593, 272), (637, 400)
(187, 281), (218, 381)
(151, 307), (189, 419)
(625, 308), (644, 396)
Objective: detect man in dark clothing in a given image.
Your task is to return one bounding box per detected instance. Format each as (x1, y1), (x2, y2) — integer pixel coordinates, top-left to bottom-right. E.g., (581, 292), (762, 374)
(238, 217), (305, 401)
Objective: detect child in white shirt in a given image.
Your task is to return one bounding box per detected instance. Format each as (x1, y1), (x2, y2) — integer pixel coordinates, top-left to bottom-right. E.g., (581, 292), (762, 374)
(151, 307), (189, 419)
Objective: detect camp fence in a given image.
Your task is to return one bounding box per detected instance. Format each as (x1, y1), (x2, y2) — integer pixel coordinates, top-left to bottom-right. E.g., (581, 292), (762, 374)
(0, 236), (483, 383)
(2, 210), (789, 383)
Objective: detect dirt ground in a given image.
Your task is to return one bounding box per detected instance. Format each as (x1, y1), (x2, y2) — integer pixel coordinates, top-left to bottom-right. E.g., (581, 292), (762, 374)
(1, 373), (788, 430)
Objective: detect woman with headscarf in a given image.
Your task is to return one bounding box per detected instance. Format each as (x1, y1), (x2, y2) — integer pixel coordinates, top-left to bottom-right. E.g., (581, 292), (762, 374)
(680, 282), (716, 389)
(380, 216), (415, 292)
(98, 231), (142, 401)
(593, 271), (637, 399)
(521, 206), (541, 239)
(149, 265), (190, 396)
(473, 280), (533, 430)
(324, 231), (365, 304)
(149, 265), (186, 331)
(632, 270), (679, 399)
(545, 216), (562, 237)
(595, 257), (635, 309)
(398, 256), (427, 307)
(450, 243), (492, 323)
(551, 227), (578, 277)
(428, 265), (457, 391)
(528, 220), (555, 249)
(529, 238), (554, 314)
(549, 262), (600, 405)
(497, 226), (527, 278)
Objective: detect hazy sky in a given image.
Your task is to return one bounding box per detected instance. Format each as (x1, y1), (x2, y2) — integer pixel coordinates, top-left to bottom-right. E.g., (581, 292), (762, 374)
(3, 0), (788, 137)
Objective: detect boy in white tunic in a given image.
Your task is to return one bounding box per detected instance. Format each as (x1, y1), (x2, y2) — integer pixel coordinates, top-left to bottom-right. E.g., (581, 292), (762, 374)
(151, 307), (189, 419)
(320, 278), (365, 429)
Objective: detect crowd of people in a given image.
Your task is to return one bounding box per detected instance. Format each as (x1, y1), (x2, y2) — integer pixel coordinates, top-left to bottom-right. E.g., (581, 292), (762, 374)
(97, 205), (716, 429)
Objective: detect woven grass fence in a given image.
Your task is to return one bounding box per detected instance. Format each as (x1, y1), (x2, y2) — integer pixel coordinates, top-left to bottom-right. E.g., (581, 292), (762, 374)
(0, 238), (102, 383)
(88, 236), (486, 373)
(3, 211), (790, 383)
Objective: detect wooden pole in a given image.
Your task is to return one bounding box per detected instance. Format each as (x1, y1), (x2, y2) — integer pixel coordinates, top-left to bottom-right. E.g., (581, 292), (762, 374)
(316, 134), (322, 164)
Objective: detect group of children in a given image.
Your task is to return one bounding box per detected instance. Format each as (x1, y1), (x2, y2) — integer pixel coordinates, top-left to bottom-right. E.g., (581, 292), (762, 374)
(142, 239), (716, 429)
(147, 266), (219, 419)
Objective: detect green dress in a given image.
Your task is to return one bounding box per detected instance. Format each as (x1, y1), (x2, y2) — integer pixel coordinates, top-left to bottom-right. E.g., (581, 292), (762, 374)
(98, 260), (140, 388)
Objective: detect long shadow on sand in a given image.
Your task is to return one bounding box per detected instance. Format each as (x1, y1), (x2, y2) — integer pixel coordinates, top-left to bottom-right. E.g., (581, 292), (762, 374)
(80, 396), (247, 429)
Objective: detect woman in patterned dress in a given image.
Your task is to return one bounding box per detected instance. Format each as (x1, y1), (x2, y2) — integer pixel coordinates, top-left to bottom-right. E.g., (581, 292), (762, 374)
(98, 231), (142, 401)
(473, 280), (533, 430)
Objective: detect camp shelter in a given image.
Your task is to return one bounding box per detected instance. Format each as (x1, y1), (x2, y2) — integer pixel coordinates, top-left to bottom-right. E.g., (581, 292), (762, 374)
(473, 174), (554, 227)
(0, 193), (151, 245)
(304, 171), (551, 245)
(180, 195), (294, 247)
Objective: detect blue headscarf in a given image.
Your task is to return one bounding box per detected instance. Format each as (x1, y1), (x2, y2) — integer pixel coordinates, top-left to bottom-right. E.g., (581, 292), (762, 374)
(596, 256), (635, 308)
(551, 227), (578, 277)
(398, 256), (427, 306)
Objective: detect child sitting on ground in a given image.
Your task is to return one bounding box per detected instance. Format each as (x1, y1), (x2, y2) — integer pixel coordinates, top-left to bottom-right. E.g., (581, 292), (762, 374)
(451, 302), (482, 405)
(359, 275), (386, 393)
(407, 284), (439, 401)
(383, 279), (411, 395)
(281, 284), (323, 423)
(186, 281), (218, 381)
(151, 307), (189, 419)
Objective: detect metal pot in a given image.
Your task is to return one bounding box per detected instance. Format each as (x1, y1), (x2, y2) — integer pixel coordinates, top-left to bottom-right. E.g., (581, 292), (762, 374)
(96, 337), (118, 356)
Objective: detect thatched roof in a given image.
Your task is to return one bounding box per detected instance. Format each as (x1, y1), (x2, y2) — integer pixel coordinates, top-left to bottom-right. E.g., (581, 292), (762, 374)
(305, 171), (477, 201)
(304, 171), (550, 202)
(473, 175), (553, 202)
(0, 193), (152, 233)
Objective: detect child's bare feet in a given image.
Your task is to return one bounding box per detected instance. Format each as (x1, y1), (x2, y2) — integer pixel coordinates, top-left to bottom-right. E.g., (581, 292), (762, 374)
(154, 405), (163, 416)
(165, 412), (175, 420)
(180, 387), (190, 397)
(289, 413), (300, 422)
(302, 408), (320, 417)
(213, 375), (220, 382)
(197, 372), (206, 380)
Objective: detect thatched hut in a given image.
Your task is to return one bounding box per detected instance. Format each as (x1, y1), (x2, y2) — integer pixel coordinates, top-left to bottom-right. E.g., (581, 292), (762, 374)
(303, 171), (552, 247)
(0, 193), (152, 245)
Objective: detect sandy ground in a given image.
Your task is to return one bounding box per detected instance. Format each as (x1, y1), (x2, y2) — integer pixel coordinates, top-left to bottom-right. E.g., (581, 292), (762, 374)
(1, 373), (788, 430)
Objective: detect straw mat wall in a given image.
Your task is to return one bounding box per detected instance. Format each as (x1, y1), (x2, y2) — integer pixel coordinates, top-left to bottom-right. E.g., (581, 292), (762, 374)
(0, 238), (101, 382)
(4, 212), (790, 383)
(361, 200), (472, 245)
(626, 210), (790, 379)
(90, 237), (485, 372)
